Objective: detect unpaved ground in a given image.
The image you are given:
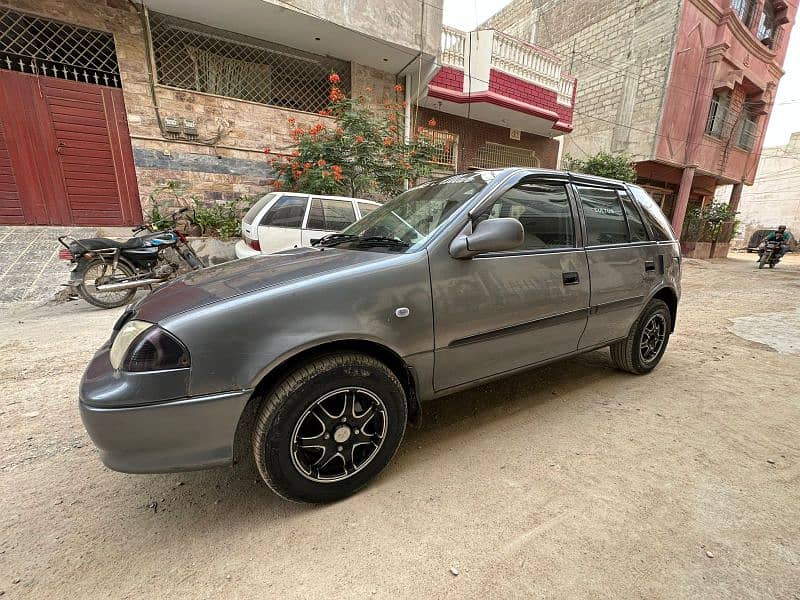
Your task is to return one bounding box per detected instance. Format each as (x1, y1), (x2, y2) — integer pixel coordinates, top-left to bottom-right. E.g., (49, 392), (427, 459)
(1, 253), (799, 599)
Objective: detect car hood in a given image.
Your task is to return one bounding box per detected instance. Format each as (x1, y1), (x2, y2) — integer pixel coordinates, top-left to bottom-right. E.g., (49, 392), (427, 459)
(133, 247), (395, 322)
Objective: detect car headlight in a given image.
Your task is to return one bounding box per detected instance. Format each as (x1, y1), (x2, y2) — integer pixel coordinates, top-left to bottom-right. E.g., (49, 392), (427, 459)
(109, 320), (190, 372)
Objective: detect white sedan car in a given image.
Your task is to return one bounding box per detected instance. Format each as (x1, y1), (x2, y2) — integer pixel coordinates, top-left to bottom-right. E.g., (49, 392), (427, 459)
(235, 192), (380, 258)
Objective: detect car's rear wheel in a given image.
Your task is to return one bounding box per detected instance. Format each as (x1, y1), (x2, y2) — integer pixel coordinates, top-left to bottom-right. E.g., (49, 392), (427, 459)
(252, 352), (407, 503)
(610, 299), (672, 375)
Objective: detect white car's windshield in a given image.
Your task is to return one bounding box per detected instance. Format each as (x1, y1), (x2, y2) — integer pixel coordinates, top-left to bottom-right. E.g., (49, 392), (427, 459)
(320, 172), (495, 252)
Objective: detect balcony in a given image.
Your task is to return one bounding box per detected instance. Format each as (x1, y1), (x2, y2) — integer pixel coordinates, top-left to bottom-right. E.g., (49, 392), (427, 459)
(419, 27), (576, 136)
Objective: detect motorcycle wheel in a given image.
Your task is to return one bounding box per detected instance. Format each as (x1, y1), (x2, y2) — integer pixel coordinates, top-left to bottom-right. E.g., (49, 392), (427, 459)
(77, 259), (137, 309)
(758, 252), (769, 269)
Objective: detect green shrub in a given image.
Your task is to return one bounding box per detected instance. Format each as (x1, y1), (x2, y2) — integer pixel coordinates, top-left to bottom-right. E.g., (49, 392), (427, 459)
(682, 203), (739, 243)
(188, 197), (256, 240)
(146, 181), (256, 239)
(562, 152), (637, 182)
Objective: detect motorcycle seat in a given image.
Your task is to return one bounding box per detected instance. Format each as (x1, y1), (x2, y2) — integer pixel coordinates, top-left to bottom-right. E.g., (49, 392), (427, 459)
(70, 237), (146, 252)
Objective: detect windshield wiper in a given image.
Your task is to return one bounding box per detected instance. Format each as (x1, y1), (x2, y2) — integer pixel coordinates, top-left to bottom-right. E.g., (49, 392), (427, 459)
(354, 236), (410, 250)
(312, 233), (361, 247)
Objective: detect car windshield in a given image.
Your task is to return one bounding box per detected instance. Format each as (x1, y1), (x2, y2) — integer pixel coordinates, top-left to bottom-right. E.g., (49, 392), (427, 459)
(324, 172), (495, 252)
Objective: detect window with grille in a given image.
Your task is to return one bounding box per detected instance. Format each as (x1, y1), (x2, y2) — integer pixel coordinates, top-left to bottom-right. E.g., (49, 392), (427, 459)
(730, 0), (756, 27)
(736, 110), (758, 151)
(0, 9), (120, 87)
(148, 12), (350, 113)
(758, 2), (777, 46)
(419, 128), (458, 168)
(705, 93), (731, 139)
(471, 142), (540, 169)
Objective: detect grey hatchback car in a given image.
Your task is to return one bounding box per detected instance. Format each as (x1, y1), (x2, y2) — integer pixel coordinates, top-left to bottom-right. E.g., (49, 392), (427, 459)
(80, 169), (680, 503)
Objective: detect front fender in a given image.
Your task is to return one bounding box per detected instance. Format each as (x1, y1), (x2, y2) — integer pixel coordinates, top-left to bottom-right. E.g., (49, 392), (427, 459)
(161, 251), (435, 397)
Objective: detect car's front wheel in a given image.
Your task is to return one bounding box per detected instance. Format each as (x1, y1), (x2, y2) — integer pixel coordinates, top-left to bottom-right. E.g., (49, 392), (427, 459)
(252, 353), (407, 503)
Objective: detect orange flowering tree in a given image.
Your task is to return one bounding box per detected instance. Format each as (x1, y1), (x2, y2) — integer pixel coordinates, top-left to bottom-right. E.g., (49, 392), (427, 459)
(265, 74), (439, 199)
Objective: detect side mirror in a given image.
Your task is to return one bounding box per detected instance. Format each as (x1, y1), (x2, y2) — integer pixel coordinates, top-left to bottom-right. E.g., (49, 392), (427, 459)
(449, 217), (524, 259)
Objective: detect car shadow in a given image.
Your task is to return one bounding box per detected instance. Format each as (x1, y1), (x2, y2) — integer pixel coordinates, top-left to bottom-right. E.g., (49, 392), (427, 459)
(117, 348), (621, 529)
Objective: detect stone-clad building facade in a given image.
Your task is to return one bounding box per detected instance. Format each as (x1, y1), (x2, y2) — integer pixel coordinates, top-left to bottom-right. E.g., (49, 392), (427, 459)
(0, 0), (437, 225)
(0, 0), (579, 226)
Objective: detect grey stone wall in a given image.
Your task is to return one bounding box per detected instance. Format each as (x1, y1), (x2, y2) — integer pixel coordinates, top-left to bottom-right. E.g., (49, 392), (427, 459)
(4, 0), (411, 214)
(484, 0), (682, 162)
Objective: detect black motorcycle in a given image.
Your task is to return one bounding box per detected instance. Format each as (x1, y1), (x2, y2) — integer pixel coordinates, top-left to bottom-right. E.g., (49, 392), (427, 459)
(757, 239), (783, 269)
(58, 208), (203, 309)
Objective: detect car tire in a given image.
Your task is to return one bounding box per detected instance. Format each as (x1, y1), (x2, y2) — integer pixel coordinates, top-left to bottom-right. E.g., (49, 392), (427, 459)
(609, 299), (672, 375)
(77, 259), (137, 309)
(252, 352), (407, 503)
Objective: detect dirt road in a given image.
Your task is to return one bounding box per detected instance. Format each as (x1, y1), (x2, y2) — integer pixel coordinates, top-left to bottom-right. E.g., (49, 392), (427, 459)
(1, 253), (799, 599)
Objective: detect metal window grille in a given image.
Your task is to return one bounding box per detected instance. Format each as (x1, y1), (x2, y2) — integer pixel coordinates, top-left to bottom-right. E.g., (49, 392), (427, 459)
(148, 11), (350, 113)
(705, 94), (731, 139)
(471, 142), (540, 169)
(757, 2), (777, 45)
(419, 128), (458, 168)
(730, 0), (756, 27)
(736, 111), (758, 151)
(0, 9), (120, 87)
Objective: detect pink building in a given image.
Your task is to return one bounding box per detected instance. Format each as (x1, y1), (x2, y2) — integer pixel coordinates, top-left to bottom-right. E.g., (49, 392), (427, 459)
(650, 0), (796, 236)
(484, 0), (797, 238)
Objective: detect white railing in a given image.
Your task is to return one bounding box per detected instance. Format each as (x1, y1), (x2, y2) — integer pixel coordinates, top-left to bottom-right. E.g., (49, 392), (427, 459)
(436, 27), (576, 108)
(440, 26), (466, 69)
(557, 75), (575, 106)
(490, 30), (561, 92)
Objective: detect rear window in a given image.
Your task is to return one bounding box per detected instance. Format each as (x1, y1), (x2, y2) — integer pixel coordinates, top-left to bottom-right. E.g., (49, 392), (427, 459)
(577, 186), (629, 246)
(261, 195), (308, 229)
(628, 186), (675, 241)
(243, 193), (278, 225)
(619, 190), (649, 242)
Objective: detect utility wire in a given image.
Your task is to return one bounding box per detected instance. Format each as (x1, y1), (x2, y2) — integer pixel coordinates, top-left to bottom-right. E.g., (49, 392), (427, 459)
(253, 1), (798, 167)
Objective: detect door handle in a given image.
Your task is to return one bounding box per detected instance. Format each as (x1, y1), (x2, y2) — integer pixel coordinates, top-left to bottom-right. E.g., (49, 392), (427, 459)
(644, 260), (656, 272)
(56, 141), (67, 154)
(562, 271), (580, 285)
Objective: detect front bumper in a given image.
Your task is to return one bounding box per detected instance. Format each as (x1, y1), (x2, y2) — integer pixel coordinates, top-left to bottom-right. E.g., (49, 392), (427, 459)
(79, 345), (252, 473)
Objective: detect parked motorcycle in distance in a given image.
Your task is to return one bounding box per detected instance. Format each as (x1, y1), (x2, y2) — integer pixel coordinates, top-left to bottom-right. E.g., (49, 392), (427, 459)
(58, 208), (204, 309)
(757, 239), (783, 269)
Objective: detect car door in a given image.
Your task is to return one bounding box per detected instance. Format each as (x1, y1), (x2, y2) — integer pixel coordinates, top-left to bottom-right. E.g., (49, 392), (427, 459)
(575, 182), (659, 348)
(430, 175), (590, 391)
(256, 194), (308, 253)
(300, 197), (358, 246)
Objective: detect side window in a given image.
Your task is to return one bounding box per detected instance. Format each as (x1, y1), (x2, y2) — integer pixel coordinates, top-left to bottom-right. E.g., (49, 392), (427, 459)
(628, 186), (675, 241)
(577, 186), (629, 246)
(358, 202), (378, 218)
(307, 198), (356, 230)
(484, 181), (574, 250)
(619, 191), (649, 242)
(260, 195), (308, 228)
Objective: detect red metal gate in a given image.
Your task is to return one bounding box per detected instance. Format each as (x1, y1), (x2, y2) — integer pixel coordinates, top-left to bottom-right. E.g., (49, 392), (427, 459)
(0, 70), (141, 226)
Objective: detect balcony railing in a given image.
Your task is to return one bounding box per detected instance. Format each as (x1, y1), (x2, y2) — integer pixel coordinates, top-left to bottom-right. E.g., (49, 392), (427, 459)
(490, 30), (560, 92)
(558, 75), (575, 106)
(438, 27), (574, 106)
(440, 26), (466, 69)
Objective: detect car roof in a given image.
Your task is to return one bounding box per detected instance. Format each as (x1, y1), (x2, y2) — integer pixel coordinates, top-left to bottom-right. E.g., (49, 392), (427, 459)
(273, 191), (378, 204)
(463, 167), (632, 188)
